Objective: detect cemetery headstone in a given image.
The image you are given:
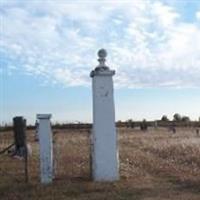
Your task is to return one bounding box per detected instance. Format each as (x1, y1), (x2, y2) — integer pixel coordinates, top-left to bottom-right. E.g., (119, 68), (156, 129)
(196, 128), (199, 137)
(140, 119), (148, 131)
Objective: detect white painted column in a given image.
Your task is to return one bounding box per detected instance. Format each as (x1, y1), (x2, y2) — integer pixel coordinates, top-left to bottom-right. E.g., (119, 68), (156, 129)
(90, 49), (119, 181)
(37, 114), (53, 184)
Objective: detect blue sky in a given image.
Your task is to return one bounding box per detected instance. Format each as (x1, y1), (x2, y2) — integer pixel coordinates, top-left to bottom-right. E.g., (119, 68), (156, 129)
(0, 0), (200, 125)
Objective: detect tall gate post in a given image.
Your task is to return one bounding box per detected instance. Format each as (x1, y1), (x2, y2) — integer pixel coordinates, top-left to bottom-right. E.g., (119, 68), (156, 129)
(37, 114), (53, 184)
(90, 49), (119, 181)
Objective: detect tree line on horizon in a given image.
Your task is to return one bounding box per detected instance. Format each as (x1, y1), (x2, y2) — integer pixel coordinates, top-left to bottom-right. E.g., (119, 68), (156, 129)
(0, 113), (200, 132)
(124, 113), (200, 124)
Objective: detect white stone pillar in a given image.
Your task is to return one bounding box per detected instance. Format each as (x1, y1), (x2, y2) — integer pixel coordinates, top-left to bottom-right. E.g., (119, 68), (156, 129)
(90, 49), (119, 181)
(37, 114), (53, 184)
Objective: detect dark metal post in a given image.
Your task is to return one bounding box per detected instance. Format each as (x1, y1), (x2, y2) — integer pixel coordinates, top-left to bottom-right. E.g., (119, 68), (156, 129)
(13, 116), (28, 182)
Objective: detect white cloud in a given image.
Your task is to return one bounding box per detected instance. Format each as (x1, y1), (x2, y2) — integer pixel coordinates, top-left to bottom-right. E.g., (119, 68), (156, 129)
(1, 0), (200, 88)
(196, 11), (200, 20)
(152, 1), (180, 27)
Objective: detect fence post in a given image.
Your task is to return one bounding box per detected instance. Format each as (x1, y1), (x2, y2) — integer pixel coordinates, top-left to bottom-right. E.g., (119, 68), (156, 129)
(13, 116), (28, 182)
(37, 114), (53, 184)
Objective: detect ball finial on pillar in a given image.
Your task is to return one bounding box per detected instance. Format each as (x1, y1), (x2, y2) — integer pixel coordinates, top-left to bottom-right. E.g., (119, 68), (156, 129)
(97, 49), (108, 69)
(90, 49), (115, 77)
(98, 48), (107, 59)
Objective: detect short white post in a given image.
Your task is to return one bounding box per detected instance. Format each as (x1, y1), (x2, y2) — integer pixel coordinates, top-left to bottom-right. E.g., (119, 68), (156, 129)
(37, 114), (53, 184)
(90, 49), (119, 181)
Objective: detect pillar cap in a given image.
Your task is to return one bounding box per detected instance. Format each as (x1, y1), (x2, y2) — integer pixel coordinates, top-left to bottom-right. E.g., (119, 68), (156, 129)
(90, 49), (115, 77)
(90, 69), (115, 77)
(37, 114), (52, 119)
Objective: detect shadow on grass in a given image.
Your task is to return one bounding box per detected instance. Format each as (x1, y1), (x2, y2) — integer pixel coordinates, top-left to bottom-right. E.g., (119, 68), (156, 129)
(169, 177), (200, 194)
(0, 178), (173, 200)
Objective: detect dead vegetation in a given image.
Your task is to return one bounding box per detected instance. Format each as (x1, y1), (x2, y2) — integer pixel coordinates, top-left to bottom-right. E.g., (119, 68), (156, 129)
(0, 127), (200, 200)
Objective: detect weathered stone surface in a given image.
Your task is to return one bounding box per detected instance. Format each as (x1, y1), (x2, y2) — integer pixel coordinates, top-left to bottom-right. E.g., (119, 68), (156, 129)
(37, 114), (53, 184)
(90, 49), (119, 181)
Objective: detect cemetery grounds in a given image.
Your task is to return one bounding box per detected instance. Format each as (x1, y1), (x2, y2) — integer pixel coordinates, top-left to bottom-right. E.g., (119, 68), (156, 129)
(0, 127), (200, 200)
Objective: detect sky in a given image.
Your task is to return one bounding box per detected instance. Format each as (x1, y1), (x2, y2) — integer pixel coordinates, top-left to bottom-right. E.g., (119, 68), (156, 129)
(0, 0), (200, 125)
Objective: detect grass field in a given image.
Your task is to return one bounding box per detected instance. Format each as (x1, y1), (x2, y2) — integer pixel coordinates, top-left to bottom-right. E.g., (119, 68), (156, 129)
(0, 127), (200, 200)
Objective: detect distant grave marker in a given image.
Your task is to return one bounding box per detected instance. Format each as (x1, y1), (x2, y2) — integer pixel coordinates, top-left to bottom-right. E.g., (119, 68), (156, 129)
(140, 119), (148, 131)
(196, 128), (199, 137)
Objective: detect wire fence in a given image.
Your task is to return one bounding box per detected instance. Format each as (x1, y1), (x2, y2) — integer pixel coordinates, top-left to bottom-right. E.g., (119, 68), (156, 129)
(0, 129), (91, 183)
(1, 127), (200, 185)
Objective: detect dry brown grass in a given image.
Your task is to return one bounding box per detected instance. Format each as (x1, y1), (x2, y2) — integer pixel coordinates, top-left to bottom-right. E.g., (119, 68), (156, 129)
(0, 127), (200, 200)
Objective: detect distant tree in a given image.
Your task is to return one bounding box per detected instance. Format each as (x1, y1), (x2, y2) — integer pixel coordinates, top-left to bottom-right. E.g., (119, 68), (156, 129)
(181, 116), (190, 122)
(116, 120), (123, 127)
(126, 119), (135, 128)
(127, 119), (133, 123)
(161, 115), (169, 122)
(173, 113), (182, 122)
